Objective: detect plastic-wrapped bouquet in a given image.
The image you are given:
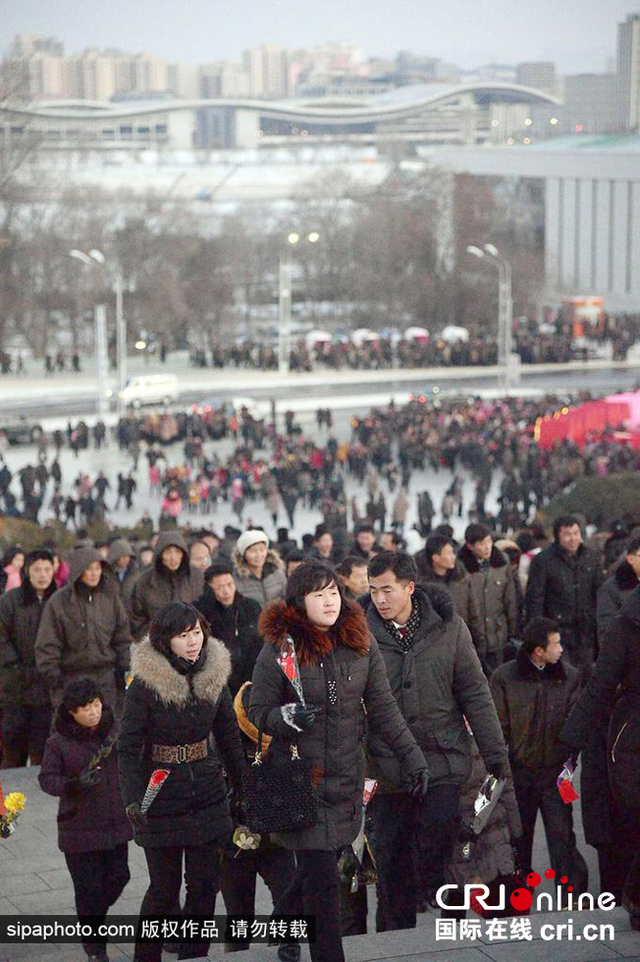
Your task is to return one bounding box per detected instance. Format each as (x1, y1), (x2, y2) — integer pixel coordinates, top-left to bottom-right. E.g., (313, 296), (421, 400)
(0, 786), (26, 838)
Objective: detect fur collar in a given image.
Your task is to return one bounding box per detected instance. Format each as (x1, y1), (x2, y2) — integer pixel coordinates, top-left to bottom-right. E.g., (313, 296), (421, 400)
(614, 560), (639, 591)
(259, 599), (370, 666)
(515, 645), (567, 681)
(132, 636), (232, 706)
(233, 548), (285, 578)
(458, 543), (507, 574)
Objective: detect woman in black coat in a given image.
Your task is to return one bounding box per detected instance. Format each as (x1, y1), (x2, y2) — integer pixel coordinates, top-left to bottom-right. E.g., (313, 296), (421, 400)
(249, 560), (429, 962)
(562, 586), (640, 930)
(39, 678), (132, 962)
(118, 602), (245, 962)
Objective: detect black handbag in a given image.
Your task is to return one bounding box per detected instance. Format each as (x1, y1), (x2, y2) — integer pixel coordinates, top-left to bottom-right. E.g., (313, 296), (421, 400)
(242, 732), (318, 834)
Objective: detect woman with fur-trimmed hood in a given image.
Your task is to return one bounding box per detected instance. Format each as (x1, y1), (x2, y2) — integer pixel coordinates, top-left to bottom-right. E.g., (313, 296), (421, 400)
(118, 601), (245, 962)
(249, 560), (428, 962)
(233, 529), (286, 608)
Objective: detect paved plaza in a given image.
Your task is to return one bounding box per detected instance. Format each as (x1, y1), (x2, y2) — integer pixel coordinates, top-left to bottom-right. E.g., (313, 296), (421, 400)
(0, 764), (637, 962)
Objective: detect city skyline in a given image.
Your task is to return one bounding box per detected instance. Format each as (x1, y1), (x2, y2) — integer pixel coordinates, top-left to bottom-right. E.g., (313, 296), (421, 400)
(2, 0), (634, 74)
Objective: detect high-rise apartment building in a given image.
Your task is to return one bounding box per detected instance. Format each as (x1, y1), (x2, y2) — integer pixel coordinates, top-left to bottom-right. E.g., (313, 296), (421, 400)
(64, 51), (116, 100)
(616, 13), (640, 129)
(564, 73), (617, 133)
(243, 45), (288, 98)
(516, 61), (557, 93)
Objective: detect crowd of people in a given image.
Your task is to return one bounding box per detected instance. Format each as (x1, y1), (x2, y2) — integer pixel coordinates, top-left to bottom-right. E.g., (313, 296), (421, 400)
(0, 388), (639, 960)
(0, 498), (638, 960)
(2, 392), (640, 544)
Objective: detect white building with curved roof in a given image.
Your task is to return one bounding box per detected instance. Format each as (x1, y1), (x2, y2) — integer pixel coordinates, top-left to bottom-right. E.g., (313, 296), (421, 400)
(0, 82), (559, 150)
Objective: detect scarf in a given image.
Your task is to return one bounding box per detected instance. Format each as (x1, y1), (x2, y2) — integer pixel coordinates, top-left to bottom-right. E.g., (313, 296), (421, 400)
(383, 596), (421, 652)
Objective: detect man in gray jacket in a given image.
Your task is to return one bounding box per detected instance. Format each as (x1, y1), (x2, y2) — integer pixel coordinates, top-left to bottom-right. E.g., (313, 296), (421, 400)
(458, 523), (518, 672)
(366, 551), (508, 931)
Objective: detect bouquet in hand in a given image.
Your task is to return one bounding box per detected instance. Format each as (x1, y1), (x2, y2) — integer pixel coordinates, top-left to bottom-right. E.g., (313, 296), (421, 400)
(232, 825), (261, 858)
(0, 785), (26, 839)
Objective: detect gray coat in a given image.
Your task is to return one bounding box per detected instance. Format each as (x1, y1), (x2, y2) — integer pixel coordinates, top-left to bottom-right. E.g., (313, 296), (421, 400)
(366, 585), (507, 792)
(250, 599), (426, 851)
(414, 554), (484, 650)
(458, 545), (518, 659)
(233, 549), (286, 609)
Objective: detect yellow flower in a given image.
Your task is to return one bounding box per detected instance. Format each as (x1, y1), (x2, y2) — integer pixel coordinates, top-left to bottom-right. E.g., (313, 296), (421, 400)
(4, 793), (26, 815)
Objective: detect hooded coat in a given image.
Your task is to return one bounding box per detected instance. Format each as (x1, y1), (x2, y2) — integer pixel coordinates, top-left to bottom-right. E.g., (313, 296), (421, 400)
(128, 531), (204, 640)
(38, 704), (132, 853)
(414, 553), (484, 649)
(458, 545), (518, 659)
(525, 541), (603, 654)
(596, 561), (639, 642)
(489, 646), (581, 773)
(35, 547), (131, 693)
(366, 584), (507, 792)
(250, 600), (426, 851)
(0, 578), (56, 707)
(232, 548), (286, 609)
(118, 637), (245, 848)
(107, 538), (139, 602)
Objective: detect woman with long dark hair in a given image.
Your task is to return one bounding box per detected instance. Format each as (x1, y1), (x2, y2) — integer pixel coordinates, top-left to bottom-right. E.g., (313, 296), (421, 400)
(250, 560), (429, 962)
(118, 601), (245, 961)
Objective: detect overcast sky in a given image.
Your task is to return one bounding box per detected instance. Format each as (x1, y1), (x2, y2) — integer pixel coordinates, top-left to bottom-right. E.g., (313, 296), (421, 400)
(1, 0), (634, 73)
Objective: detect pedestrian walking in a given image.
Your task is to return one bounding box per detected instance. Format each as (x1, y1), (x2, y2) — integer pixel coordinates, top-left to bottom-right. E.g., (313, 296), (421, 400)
(118, 602), (245, 962)
(250, 560), (428, 962)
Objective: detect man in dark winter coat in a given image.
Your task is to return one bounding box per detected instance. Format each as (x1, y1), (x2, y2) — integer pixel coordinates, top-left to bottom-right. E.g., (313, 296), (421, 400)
(415, 534), (484, 650)
(0, 549), (57, 766)
(525, 515), (603, 677)
(366, 551), (508, 931)
(562, 587), (640, 929)
(195, 561), (262, 698)
(458, 523), (518, 672)
(128, 530), (204, 640)
(490, 617), (588, 899)
(35, 547), (132, 710)
(596, 536), (640, 641)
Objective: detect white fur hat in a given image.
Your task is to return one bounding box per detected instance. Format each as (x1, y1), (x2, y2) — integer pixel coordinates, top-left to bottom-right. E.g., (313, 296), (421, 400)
(236, 529), (269, 557)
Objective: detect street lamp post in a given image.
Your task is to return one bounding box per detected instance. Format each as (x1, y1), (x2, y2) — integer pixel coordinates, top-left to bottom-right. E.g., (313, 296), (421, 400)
(466, 244), (519, 390)
(69, 249), (127, 416)
(278, 231), (319, 375)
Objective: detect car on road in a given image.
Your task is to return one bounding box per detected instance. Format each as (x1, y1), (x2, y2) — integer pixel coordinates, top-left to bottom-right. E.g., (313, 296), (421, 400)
(0, 417), (44, 446)
(119, 373), (180, 408)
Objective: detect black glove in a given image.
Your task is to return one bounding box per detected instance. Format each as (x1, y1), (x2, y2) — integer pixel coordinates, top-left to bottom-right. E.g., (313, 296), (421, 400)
(407, 767), (429, 798)
(125, 801), (148, 830)
(488, 759), (510, 781)
(65, 767), (103, 794)
(278, 703), (323, 733)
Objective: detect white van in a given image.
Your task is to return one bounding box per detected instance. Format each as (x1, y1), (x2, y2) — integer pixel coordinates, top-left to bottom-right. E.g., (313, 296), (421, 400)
(119, 373), (180, 408)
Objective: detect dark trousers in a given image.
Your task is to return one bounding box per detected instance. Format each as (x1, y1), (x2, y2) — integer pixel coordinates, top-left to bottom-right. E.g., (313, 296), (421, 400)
(371, 784), (460, 932)
(512, 765), (589, 897)
(1, 703), (51, 767)
(276, 849), (344, 962)
(220, 840), (295, 952)
(135, 842), (220, 962)
(65, 843), (130, 955)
